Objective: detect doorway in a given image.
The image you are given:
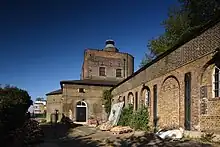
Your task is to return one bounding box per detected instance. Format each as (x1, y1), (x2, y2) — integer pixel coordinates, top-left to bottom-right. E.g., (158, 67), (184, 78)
(153, 85), (158, 132)
(76, 101), (87, 122)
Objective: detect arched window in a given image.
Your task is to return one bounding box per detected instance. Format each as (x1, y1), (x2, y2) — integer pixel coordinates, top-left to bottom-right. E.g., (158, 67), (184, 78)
(128, 92), (134, 105)
(145, 89), (150, 106)
(213, 66), (220, 97)
(76, 101), (86, 107)
(141, 86), (151, 107)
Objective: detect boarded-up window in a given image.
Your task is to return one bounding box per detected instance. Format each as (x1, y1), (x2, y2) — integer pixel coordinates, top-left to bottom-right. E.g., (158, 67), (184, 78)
(116, 69), (122, 77)
(99, 67), (106, 76)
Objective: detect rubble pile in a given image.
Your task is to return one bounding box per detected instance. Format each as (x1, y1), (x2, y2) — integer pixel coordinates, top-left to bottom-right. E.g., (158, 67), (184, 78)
(110, 126), (133, 135)
(99, 121), (113, 131)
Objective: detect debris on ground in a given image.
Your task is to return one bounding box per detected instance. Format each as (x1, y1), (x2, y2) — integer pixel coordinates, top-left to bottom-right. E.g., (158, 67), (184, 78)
(108, 102), (124, 126)
(156, 127), (184, 140)
(99, 121), (113, 131)
(98, 101), (125, 132)
(110, 126), (133, 135)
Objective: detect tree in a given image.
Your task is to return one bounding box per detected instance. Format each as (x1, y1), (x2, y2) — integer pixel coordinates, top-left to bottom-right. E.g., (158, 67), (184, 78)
(0, 85), (32, 143)
(141, 0), (220, 67)
(36, 97), (44, 101)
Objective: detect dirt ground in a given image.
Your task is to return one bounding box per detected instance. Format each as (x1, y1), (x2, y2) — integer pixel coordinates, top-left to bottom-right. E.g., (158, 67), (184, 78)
(37, 123), (216, 147)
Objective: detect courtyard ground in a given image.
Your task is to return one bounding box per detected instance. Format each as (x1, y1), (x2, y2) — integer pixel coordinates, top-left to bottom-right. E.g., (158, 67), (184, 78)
(36, 123), (217, 147)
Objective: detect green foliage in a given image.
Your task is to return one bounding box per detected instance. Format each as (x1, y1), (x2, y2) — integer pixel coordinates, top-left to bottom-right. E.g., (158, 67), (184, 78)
(0, 85), (33, 145)
(0, 85), (32, 130)
(102, 89), (113, 116)
(118, 104), (133, 126)
(36, 97), (45, 101)
(131, 106), (150, 131)
(118, 105), (150, 131)
(20, 119), (44, 146)
(200, 132), (216, 142)
(141, 0), (220, 67)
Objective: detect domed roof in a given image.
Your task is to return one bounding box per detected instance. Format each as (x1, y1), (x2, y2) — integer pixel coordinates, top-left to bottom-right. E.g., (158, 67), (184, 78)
(103, 39), (119, 52)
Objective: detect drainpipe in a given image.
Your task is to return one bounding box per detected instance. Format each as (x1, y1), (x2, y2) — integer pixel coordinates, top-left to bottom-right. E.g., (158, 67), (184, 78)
(126, 53), (128, 77)
(123, 58), (126, 78)
(65, 84), (67, 116)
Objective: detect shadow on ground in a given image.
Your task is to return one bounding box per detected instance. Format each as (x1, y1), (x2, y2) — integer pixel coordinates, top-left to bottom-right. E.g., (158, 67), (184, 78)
(40, 124), (214, 147)
(40, 123), (100, 147)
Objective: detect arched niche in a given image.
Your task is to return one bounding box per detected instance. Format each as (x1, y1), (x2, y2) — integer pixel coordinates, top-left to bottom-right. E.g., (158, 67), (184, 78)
(158, 75), (180, 128)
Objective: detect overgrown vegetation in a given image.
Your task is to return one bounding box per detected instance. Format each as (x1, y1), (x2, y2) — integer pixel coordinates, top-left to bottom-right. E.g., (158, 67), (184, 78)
(140, 0), (220, 67)
(102, 89), (113, 116)
(200, 132), (216, 143)
(118, 104), (150, 131)
(0, 85), (43, 146)
(118, 104), (133, 126)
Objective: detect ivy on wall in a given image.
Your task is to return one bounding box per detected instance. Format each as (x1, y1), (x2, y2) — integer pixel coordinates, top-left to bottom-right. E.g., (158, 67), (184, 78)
(102, 89), (113, 116)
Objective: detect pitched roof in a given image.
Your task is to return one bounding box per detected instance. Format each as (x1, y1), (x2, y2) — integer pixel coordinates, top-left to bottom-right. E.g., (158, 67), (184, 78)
(60, 79), (119, 87)
(46, 89), (62, 96)
(111, 18), (220, 90)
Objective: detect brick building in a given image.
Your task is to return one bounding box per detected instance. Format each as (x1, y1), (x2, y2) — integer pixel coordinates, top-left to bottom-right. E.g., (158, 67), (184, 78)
(46, 40), (134, 123)
(46, 19), (220, 131)
(111, 19), (220, 131)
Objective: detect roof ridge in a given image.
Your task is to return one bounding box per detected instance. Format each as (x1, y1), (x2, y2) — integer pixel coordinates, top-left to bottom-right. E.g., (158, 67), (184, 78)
(111, 18), (220, 90)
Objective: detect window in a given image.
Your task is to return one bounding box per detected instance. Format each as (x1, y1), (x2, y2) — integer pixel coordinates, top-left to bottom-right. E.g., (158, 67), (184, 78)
(145, 89), (150, 106)
(78, 88), (85, 93)
(99, 67), (106, 76)
(213, 66), (220, 97)
(135, 92), (138, 110)
(116, 69), (122, 77)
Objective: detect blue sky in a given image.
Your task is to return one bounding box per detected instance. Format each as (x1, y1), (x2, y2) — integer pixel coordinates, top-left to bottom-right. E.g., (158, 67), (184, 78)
(0, 0), (178, 100)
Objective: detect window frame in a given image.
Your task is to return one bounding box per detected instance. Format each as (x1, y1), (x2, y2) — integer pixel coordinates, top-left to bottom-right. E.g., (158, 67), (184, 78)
(99, 67), (106, 76)
(116, 69), (122, 77)
(213, 66), (220, 98)
(78, 88), (85, 93)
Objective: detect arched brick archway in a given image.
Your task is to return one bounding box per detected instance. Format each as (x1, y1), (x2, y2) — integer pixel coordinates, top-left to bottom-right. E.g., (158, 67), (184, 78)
(158, 76), (180, 128)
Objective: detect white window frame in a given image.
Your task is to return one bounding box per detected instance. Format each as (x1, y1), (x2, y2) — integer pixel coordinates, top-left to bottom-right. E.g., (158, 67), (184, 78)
(212, 66), (220, 98)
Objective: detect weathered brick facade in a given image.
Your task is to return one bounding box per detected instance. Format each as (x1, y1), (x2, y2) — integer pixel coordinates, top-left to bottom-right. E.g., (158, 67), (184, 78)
(46, 93), (63, 122)
(46, 40), (134, 123)
(111, 21), (220, 131)
(81, 49), (134, 81)
(61, 83), (111, 122)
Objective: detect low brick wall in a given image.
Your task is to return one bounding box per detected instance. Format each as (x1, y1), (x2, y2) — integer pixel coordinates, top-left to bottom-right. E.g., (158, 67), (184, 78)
(200, 115), (220, 131)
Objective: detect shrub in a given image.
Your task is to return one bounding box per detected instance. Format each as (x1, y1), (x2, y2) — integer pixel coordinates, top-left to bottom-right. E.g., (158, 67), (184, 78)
(118, 104), (133, 126)
(118, 105), (150, 131)
(200, 132), (216, 142)
(131, 106), (149, 131)
(22, 119), (44, 146)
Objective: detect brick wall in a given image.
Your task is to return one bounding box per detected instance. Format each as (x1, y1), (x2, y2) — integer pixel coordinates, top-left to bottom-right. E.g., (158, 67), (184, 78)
(62, 84), (111, 122)
(111, 22), (220, 130)
(46, 94), (63, 122)
(200, 116), (220, 131)
(82, 49), (134, 81)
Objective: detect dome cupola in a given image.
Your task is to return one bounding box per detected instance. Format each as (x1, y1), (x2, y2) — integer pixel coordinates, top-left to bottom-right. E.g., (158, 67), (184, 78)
(103, 39), (119, 52)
